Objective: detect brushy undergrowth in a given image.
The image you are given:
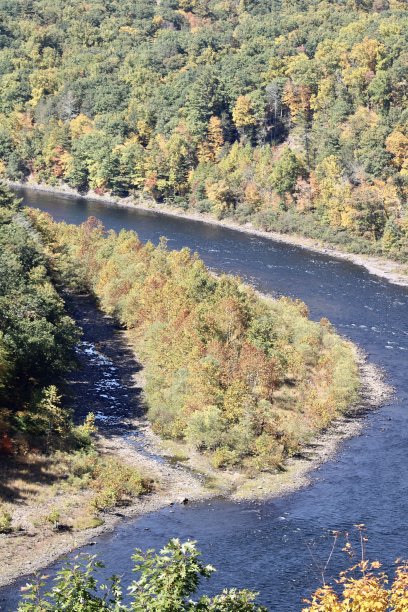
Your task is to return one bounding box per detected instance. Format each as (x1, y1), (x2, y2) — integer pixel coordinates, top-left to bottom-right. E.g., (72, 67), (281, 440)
(61, 450), (153, 511)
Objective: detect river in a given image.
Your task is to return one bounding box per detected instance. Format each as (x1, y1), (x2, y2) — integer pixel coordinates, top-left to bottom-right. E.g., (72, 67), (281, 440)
(3, 187), (408, 610)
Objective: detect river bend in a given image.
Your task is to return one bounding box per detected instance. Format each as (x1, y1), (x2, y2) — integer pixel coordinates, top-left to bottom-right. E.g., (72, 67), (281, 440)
(3, 187), (408, 611)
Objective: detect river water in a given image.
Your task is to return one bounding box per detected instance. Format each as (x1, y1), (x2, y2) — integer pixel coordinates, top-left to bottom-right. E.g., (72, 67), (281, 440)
(3, 187), (408, 610)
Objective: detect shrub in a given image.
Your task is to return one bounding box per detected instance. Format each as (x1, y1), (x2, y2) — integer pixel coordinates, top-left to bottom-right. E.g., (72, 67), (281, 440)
(89, 457), (151, 511)
(210, 446), (237, 469)
(17, 539), (267, 611)
(304, 561), (408, 611)
(45, 508), (61, 530)
(0, 507), (12, 534)
(72, 413), (97, 449)
(304, 526), (408, 611)
(185, 406), (225, 451)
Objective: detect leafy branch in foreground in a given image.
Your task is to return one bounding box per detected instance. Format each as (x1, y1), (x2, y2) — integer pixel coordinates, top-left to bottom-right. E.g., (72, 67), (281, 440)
(18, 539), (266, 612)
(303, 526), (408, 611)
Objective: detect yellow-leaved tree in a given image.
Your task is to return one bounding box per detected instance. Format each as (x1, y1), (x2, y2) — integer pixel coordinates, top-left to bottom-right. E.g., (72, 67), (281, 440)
(304, 527), (408, 612)
(197, 116), (224, 162)
(386, 129), (408, 176)
(232, 95), (257, 129)
(313, 156), (352, 227)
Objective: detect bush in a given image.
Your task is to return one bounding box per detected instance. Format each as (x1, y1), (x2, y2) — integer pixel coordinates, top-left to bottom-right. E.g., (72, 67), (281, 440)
(45, 508), (61, 530)
(18, 539), (267, 611)
(185, 406), (225, 451)
(210, 446), (237, 469)
(304, 527), (408, 611)
(89, 457), (151, 511)
(72, 413), (97, 449)
(0, 507), (12, 534)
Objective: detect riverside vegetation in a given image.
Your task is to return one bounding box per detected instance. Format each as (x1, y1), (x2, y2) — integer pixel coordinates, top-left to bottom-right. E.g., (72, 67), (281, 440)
(16, 532), (408, 611)
(0, 1), (407, 261)
(0, 186), (151, 538)
(31, 205), (360, 474)
(0, 181), (360, 593)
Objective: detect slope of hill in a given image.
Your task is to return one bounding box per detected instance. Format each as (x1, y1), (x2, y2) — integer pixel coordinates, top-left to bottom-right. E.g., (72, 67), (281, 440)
(0, 0), (407, 259)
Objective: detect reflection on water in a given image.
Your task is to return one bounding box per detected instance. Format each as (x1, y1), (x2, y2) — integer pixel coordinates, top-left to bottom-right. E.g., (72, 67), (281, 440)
(2, 187), (407, 611)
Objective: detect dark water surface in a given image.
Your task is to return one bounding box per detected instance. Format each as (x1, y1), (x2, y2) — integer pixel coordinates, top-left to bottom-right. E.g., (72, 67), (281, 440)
(2, 187), (408, 610)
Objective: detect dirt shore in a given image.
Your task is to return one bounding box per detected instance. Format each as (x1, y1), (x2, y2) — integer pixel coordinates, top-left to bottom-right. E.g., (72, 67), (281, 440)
(8, 179), (408, 288)
(0, 437), (211, 590)
(0, 353), (389, 592)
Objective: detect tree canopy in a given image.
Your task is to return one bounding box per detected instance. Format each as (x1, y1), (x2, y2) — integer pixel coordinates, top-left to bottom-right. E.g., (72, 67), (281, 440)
(0, 184), (79, 452)
(0, 0), (407, 258)
(32, 209), (359, 472)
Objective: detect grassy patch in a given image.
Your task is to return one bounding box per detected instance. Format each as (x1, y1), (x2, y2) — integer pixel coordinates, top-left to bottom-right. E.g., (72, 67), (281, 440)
(0, 449), (154, 538)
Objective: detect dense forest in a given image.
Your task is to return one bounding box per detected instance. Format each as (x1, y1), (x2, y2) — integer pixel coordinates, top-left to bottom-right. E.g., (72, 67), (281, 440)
(0, 0), (407, 259)
(32, 208), (359, 472)
(0, 186), (80, 452)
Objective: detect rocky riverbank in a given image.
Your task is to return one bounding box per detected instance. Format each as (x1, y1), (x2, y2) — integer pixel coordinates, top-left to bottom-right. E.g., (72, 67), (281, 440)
(0, 288), (390, 592)
(8, 179), (408, 288)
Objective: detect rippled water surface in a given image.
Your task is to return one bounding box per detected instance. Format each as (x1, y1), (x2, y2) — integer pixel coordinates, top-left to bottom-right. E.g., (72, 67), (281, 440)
(2, 187), (408, 610)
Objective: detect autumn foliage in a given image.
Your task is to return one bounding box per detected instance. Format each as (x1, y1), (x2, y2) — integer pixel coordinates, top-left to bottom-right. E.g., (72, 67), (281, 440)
(304, 527), (408, 612)
(32, 210), (359, 472)
(304, 564), (408, 612)
(0, 1), (408, 260)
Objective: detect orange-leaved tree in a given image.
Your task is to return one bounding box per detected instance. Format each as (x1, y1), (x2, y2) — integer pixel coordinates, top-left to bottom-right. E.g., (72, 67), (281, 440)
(303, 526), (408, 611)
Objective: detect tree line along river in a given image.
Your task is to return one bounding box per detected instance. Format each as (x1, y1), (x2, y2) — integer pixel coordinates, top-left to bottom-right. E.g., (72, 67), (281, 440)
(2, 186), (408, 610)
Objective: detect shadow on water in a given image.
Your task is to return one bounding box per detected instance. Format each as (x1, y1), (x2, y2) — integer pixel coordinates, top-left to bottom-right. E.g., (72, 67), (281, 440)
(1, 186), (408, 610)
(62, 292), (145, 429)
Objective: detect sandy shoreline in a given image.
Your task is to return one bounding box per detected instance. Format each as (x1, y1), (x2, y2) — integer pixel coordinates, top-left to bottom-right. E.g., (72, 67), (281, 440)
(0, 345), (390, 593)
(8, 179), (408, 288)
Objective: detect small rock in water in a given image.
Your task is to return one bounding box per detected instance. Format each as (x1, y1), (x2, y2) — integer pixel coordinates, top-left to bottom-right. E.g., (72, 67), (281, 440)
(181, 498), (189, 505)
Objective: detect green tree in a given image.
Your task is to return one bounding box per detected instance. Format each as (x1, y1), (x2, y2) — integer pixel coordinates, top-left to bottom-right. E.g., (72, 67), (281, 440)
(18, 539), (266, 611)
(270, 147), (305, 197)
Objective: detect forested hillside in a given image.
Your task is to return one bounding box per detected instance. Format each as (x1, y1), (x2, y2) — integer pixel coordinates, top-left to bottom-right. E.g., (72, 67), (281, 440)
(32, 209), (359, 472)
(0, 0), (407, 258)
(0, 187), (80, 452)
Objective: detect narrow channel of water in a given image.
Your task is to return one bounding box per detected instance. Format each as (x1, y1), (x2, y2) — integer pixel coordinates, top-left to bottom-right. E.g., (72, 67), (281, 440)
(2, 187), (408, 610)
